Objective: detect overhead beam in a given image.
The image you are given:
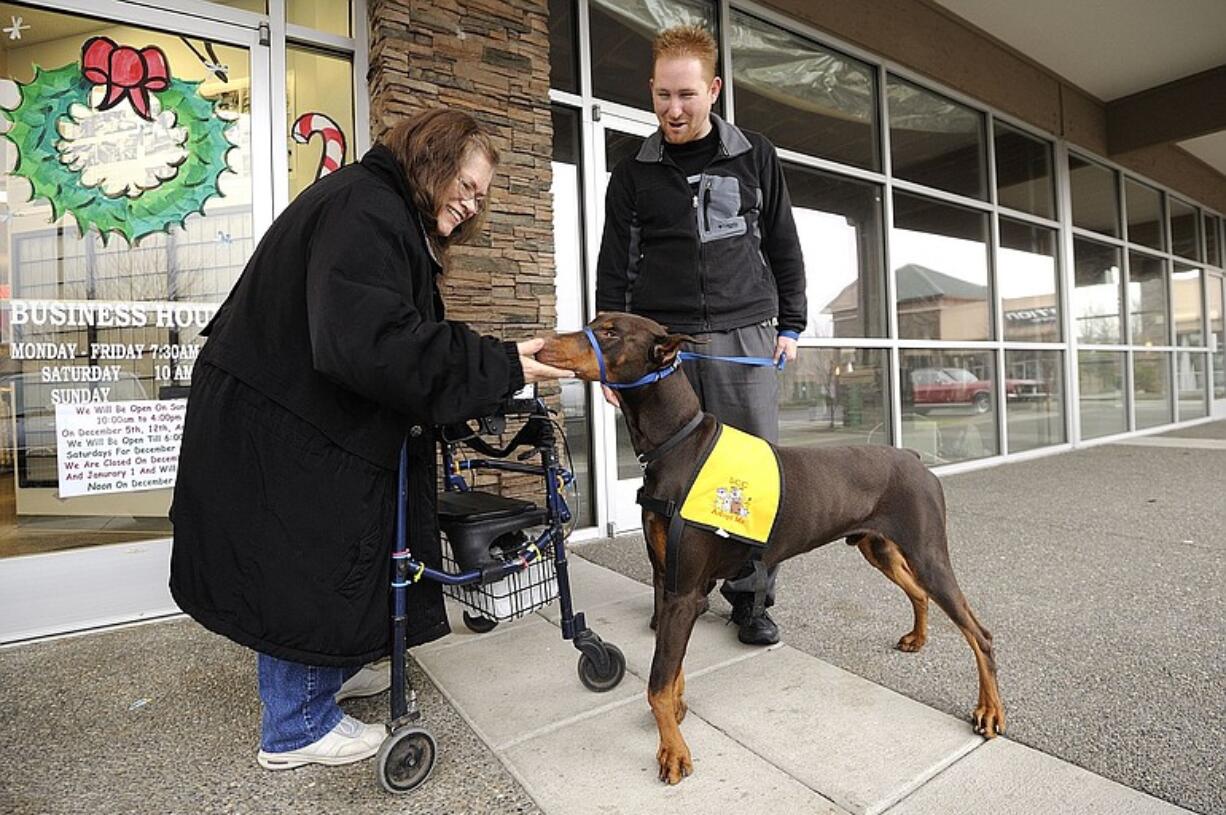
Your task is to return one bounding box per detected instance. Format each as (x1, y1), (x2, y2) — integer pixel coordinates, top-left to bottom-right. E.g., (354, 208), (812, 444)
(1107, 65), (1226, 155)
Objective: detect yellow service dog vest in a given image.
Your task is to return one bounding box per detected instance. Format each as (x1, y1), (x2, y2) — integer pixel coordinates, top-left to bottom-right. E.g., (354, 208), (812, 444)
(678, 424), (782, 547)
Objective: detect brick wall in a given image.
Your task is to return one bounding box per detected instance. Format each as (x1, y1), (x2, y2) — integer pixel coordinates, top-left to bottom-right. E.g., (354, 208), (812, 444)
(367, 0), (556, 496)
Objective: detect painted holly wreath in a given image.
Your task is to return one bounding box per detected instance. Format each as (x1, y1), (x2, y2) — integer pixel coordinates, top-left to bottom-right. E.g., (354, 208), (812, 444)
(0, 37), (236, 244)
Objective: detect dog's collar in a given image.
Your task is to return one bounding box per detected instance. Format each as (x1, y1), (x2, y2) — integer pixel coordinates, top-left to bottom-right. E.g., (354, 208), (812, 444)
(584, 326), (683, 390)
(637, 412), (705, 471)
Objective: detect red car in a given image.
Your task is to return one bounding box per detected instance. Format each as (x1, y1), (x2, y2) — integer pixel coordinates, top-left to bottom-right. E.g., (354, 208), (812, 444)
(909, 367), (1047, 413)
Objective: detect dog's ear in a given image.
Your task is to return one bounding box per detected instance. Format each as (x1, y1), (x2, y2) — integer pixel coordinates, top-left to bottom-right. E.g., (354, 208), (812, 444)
(651, 333), (696, 365)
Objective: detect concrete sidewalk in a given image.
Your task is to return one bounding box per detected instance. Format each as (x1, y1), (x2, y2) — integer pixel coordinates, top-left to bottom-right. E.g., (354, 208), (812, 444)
(417, 557), (1192, 815)
(3, 425), (1222, 814)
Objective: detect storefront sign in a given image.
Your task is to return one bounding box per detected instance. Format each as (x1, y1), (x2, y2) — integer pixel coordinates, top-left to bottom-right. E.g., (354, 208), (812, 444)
(54, 399), (186, 497)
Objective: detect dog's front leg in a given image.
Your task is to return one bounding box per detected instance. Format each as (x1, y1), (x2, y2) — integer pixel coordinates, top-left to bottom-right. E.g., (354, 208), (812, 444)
(649, 591), (704, 784)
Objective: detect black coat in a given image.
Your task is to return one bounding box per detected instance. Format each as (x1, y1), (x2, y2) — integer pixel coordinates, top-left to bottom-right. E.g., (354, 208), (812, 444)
(170, 145), (524, 666)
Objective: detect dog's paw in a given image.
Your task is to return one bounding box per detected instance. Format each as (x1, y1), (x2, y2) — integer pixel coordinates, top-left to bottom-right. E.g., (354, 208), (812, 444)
(972, 703), (1006, 738)
(896, 632), (926, 652)
(656, 740), (693, 784)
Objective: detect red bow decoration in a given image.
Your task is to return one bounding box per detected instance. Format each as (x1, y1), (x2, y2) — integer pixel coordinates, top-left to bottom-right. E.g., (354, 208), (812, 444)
(81, 36), (171, 121)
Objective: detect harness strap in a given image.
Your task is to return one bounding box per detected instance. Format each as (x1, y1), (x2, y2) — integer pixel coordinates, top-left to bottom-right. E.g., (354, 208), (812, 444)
(635, 486), (686, 594)
(638, 412), (704, 470)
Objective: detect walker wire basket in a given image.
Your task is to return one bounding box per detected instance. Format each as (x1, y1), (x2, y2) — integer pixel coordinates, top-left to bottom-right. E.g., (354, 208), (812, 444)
(440, 530), (559, 622)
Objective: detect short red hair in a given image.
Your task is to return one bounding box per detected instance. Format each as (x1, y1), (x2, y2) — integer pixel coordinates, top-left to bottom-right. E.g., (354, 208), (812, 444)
(652, 24), (718, 81)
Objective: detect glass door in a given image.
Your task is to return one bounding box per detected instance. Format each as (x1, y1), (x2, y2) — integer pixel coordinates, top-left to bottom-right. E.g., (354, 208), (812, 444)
(0, 0), (271, 641)
(590, 112), (657, 534)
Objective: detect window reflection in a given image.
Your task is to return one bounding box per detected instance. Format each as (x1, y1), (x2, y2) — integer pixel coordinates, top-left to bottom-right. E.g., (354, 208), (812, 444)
(730, 10), (878, 170)
(892, 193), (990, 341)
(1005, 349), (1064, 452)
(993, 122), (1054, 219)
(778, 348), (889, 447)
(1078, 350), (1127, 439)
(888, 76), (986, 200)
(287, 0), (350, 37)
(1069, 155), (1118, 237)
(588, 0), (715, 111)
(783, 165), (885, 338)
(999, 218), (1059, 342)
(900, 349), (997, 464)
(1169, 197), (1200, 262)
(1172, 264), (1204, 347)
(1073, 239), (1122, 344)
(550, 106), (593, 527)
(1133, 351), (1171, 429)
(1125, 178), (1164, 252)
(1127, 252), (1167, 346)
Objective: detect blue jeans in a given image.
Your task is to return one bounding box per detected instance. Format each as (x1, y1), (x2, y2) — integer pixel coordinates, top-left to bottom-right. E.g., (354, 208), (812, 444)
(257, 653), (360, 752)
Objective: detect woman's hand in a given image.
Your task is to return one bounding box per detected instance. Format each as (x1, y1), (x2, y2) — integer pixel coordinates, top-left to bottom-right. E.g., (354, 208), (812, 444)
(516, 338), (573, 383)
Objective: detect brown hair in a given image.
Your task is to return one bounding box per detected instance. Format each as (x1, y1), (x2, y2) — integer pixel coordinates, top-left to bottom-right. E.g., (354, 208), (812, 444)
(379, 108), (500, 254)
(652, 24), (718, 81)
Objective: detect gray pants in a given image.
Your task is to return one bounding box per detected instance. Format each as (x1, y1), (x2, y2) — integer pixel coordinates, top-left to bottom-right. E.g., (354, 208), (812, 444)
(679, 322), (780, 610)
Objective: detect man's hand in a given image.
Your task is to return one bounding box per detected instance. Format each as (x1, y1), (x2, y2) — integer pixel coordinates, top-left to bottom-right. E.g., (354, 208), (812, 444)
(773, 334), (798, 365)
(516, 338), (573, 384)
(601, 384), (620, 408)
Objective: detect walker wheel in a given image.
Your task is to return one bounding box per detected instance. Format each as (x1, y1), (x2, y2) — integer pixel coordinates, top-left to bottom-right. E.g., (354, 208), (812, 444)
(462, 611), (499, 633)
(377, 727), (437, 794)
(577, 643), (626, 692)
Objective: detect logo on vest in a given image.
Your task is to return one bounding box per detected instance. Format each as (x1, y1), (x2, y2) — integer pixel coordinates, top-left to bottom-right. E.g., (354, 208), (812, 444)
(712, 478), (752, 524)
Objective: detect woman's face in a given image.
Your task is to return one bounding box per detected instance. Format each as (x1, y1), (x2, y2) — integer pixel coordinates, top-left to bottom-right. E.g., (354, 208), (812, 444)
(434, 150), (494, 238)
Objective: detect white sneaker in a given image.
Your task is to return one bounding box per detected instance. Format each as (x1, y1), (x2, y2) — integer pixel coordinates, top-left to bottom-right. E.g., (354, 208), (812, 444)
(335, 660), (392, 702)
(257, 715), (387, 770)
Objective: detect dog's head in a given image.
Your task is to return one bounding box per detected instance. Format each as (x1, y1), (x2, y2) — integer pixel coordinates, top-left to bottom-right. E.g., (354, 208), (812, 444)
(537, 312), (695, 386)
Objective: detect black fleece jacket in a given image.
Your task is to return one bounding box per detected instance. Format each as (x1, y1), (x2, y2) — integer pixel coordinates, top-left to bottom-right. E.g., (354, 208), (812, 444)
(595, 115), (807, 335)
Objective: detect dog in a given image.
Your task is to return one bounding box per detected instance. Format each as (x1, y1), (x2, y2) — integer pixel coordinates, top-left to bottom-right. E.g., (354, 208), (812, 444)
(539, 312), (1005, 785)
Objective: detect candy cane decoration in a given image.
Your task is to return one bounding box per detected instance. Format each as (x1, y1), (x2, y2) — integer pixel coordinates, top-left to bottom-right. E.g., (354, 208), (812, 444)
(292, 112), (346, 180)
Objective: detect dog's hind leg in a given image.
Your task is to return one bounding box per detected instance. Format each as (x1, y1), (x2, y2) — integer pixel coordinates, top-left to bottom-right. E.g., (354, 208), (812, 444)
(854, 535), (929, 652)
(902, 534), (1006, 738)
(648, 590), (705, 784)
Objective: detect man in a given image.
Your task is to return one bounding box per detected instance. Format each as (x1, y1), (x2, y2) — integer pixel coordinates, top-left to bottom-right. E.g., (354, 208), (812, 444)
(595, 24), (807, 646)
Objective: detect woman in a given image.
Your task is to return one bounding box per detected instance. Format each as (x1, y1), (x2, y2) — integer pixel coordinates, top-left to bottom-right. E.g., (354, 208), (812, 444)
(169, 108), (571, 770)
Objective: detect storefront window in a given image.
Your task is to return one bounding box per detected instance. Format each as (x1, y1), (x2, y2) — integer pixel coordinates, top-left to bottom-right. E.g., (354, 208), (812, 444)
(1127, 252), (1167, 346)
(0, 5), (254, 556)
(779, 347), (888, 447)
(1078, 350), (1126, 439)
(785, 165), (885, 338)
(1068, 154), (1119, 238)
(588, 0), (715, 112)
(1072, 239), (1122, 344)
(999, 218), (1059, 342)
(892, 192), (990, 341)
(900, 349), (997, 464)
(550, 105), (593, 527)
(1172, 264), (1204, 347)
(1004, 349), (1064, 452)
(1169, 197), (1200, 262)
(1208, 275), (1224, 399)
(993, 122), (1054, 219)
(286, 45), (355, 202)
(549, 0), (578, 93)
(1204, 214), (1220, 268)
(730, 10), (878, 171)
(1176, 351), (1207, 420)
(1133, 351), (1171, 429)
(287, 0), (351, 37)
(1125, 178), (1164, 252)
(887, 76), (986, 200)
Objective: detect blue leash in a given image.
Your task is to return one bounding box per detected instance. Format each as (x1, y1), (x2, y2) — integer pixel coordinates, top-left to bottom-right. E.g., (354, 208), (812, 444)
(584, 327), (786, 391)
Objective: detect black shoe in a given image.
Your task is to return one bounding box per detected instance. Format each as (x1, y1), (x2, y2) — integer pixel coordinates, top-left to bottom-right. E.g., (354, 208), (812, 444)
(729, 601), (780, 646)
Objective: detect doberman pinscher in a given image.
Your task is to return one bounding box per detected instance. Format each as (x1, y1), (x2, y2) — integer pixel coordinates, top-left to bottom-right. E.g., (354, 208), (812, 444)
(539, 312), (1005, 785)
